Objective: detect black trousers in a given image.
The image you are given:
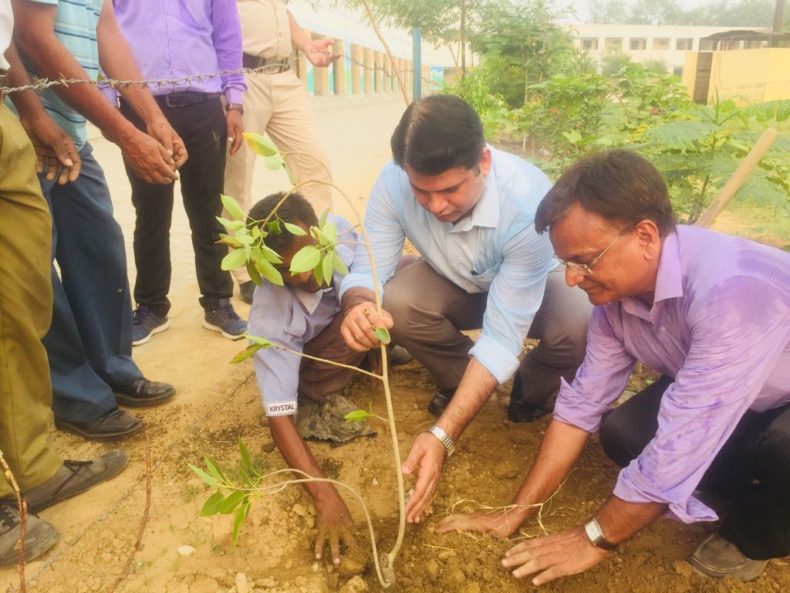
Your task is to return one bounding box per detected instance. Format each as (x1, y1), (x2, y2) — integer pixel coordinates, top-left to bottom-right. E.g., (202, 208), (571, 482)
(599, 376), (790, 560)
(120, 93), (232, 314)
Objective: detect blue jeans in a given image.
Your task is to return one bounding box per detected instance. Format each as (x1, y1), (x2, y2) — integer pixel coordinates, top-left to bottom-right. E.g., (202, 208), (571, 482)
(39, 143), (142, 423)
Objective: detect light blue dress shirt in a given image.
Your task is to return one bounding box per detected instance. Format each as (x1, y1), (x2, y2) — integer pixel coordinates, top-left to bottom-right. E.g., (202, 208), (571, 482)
(248, 215), (357, 416)
(339, 147), (557, 383)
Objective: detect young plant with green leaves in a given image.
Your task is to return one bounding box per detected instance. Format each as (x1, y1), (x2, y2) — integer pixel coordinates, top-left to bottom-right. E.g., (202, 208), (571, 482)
(191, 132), (405, 588)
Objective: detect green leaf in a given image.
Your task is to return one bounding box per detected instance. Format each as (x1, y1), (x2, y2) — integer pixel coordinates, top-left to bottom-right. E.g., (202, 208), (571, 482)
(256, 257), (284, 286)
(231, 499), (251, 543)
(246, 261), (262, 287)
(260, 245), (283, 264)
(188, 464), (218, 488)
(249, 335), (275, 348)
(204, 457), (227, 484)
(332, 251), (349, 276)
(216, 217), (246, 232)
(200, 491), (226, 516)
(290, 245), (321, 274)
(219, 490), (246, 514)
(318, 209), (329, 227)
(263, 155), (284, 171)
(283, 221), (307, 236)
(313, 258), (323, 286)
(321, 221), (338, 244)
(265, 220), (282, 235)
(321, 252), (334, 285)
(374, 327), (392, 345)
(243, 132), (278, 157)
(217, 233), (243, 249)
(221, 248), (249, 271)
(344, 409), (372, 422)
(221, 194), (247, 221)
(238, 438), (253, 475)
(230, 342), (264, 364)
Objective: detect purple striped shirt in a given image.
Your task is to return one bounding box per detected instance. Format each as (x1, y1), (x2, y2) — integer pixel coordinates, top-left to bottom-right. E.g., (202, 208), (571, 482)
(112, 0), (245, 103)
(554, 226), (790, 523)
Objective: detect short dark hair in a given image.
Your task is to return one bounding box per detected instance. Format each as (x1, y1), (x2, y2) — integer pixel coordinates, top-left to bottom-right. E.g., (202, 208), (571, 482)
(390, 94), (485, 175)
(247, 191), (318, 253)
(535, 150), (676, 236)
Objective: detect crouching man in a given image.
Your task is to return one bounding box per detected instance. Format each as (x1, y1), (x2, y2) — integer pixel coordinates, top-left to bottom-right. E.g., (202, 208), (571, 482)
(439, 150), (790, 583)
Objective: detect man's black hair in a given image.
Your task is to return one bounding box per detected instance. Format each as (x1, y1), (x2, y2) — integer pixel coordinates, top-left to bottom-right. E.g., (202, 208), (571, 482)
(390, 94), (485, 175)
(535, 150), (676, 237)
(247, 191), (318, 253)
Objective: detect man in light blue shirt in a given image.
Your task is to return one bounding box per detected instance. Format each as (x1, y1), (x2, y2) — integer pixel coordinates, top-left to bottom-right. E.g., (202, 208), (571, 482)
(339, 95), (591, 523)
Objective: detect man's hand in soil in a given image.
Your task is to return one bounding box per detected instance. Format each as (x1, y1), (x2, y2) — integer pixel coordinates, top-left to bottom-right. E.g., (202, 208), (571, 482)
(401, 431), (446, 523)
(314, 493), (356, 565)
(502, 527), (608, 586)
(340, 301), (394, 352)
(436, 507), (529, 539)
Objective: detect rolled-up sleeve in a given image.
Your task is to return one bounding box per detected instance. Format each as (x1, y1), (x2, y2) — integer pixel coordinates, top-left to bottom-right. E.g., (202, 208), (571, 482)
(469, 222), (555, 382)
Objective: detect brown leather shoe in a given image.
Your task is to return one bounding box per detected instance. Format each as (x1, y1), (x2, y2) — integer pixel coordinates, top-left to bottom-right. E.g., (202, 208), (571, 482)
(689, 534), (767, 581)
(427, 389), (455, 417)
(113, 377), (175, 407)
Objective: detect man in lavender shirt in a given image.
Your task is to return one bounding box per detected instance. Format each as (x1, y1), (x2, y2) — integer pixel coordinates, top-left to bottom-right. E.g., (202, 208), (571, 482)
(111, 0), (248, 345)
(437, 150), (789, 583)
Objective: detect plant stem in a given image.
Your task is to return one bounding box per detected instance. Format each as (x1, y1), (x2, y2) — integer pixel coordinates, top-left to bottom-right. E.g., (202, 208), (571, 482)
(359, 0), (409, 105)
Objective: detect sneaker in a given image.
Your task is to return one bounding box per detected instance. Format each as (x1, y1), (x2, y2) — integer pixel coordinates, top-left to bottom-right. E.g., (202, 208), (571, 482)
(112, 377), (176, 407)
(689, 533), (768, 581)
(5, 451), (129, 514)
(55, 408), (142, 441)
(0, 504), (59, 566)
(202, 298), (247, 340)
(239, 281), (256, 305)
(132, 304), (170, 346)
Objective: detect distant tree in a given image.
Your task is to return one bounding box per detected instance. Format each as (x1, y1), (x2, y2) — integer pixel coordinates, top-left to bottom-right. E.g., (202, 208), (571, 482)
(601, 51), (632, 76)
(586, 0), (780, 27)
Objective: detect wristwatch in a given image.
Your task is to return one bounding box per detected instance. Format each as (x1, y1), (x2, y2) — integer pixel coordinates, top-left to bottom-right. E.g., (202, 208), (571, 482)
(583, 517), (618, 551)
(427, 425), (455, 458)
(226, 103), (244, 114)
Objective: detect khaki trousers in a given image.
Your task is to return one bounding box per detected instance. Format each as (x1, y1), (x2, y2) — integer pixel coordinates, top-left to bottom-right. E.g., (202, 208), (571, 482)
(224, 69), (333, 284)
(0, 105), (62, 497)
(382, 260), (591, 407)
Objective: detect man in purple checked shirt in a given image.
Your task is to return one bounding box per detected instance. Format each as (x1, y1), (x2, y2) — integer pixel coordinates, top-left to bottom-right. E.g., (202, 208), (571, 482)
(111, 0), (249, 345)
(437, 150), (789, 583)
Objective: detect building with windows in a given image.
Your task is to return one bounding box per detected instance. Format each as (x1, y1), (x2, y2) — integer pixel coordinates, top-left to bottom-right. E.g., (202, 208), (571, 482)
(569, 23), (768, 75)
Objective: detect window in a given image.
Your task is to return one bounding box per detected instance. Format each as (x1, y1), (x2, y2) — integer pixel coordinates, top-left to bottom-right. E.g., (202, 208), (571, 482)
(629, 38), (647, 50)
(581, 37), (599, 50)
(652, 38), (670, 50)
(676, 38), (694, 50)
(605, 37), (623, 51)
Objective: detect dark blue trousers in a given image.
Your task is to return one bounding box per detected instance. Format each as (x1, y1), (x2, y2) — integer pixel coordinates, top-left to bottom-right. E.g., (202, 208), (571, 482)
(39, 143), (142, 423)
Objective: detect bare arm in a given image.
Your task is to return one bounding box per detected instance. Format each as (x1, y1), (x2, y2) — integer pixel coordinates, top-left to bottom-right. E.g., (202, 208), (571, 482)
(287, 10), (338, 67)
(12, 0), (179, 182)
(268, 415), (355, 565)
(5, 40), (80, 183)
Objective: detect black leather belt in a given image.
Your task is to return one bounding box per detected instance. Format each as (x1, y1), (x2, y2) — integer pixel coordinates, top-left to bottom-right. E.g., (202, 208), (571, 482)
(242, 53), (291, 73)
(153, 91), (221, 108)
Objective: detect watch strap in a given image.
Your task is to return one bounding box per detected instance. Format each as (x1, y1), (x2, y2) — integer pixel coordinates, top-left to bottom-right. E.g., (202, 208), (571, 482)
(427, 425), (455, 458)
(584, 517), (618, 551)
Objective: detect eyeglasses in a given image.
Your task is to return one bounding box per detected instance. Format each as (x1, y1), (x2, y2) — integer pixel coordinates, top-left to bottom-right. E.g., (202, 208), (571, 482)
(556, 228), (631, 276)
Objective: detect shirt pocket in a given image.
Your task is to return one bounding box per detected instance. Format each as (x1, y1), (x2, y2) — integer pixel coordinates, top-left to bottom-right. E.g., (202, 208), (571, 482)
(470, 263), (499, 287)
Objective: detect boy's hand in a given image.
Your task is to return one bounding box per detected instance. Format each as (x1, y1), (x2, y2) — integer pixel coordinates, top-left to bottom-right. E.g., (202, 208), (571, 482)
(314, 493), (356, 565)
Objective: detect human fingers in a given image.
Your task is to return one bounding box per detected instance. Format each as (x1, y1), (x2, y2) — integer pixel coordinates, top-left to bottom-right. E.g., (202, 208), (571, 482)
(314, 525), (328, 561)
(436, 513), (483, 534)
(329, 528), (341, 565)
(340, 317), (372, 352)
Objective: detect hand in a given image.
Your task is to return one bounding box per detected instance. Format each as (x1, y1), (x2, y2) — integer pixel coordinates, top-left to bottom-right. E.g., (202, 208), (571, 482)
(437, 508), (528, 539)
(314, 494), (356, 565)
(502, 527), (608, 586)
(226, 109), (243, 156)
(303, 38), (340, 68)
(402, 432), (446, 523)
(21, 114), (81, 184)
(340, 301), (394, 352)
(118, 129), (180, 184)
(146, 115), (188, 168)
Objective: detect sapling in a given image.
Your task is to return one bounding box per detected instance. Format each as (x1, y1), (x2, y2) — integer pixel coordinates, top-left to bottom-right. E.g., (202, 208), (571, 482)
(191, 132), (406, 587)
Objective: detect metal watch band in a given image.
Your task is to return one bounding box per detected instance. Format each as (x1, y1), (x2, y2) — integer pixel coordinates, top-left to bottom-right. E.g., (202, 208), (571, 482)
(584, 517), (618, 551)
(428, 425), (455, 458)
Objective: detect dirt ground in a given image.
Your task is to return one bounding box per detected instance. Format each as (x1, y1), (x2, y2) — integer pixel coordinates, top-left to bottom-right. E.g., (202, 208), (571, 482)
(2, 95), (788, 593)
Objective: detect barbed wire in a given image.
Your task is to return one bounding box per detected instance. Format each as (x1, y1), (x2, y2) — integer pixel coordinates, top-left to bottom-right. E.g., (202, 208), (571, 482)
(0, 54), (438, 96)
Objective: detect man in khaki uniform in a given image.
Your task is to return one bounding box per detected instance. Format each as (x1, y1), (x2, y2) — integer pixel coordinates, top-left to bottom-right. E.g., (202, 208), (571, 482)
(225, 0), (337, 303)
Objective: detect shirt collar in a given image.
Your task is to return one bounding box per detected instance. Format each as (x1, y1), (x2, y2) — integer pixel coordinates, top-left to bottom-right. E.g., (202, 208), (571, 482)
(449, 160), (500, 233)
(653, 230), (683, 303)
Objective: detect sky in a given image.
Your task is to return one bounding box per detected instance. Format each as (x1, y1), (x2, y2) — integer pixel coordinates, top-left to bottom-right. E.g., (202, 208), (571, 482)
(555, 0), (715, 23)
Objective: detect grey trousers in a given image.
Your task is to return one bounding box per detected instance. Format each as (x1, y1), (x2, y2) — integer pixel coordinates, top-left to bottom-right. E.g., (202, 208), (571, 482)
(382, 261), (591, 407)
